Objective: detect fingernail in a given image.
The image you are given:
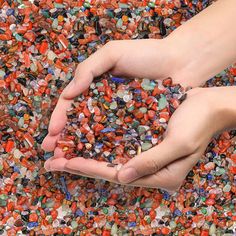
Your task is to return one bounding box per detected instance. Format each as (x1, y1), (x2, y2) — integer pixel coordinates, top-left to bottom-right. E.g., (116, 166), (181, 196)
(118, 167), (138, 183)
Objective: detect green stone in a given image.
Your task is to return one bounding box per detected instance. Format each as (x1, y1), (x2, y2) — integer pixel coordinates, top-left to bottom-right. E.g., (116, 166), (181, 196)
(209, 223), (216, 235)
(34, 96), (41, 102)
(0, 70), (6, 78)
(146, 217), (151, 224)
(131, 120), (140, 128)
(111, 223), (118, 235)
(93, 89), (98, 95)
(201, 197), (206, 202)
(141, 79), (154, 91)
(39, 196), (44, 202)
(127, 106), (135, 112)
(83, 2), (90, 8)
(52, 19), (58, 29)
(141, 143), (152, 151)
(41, 11), (50, 18)
(18, 4), (26, 9)
(110, 101), (117, 110)
(45, 199), (55, 208)
(136, 196), (141, 203)
(0, 164), (3, 172)
(158, 95), (167, 110)
(71, 221), (78, 229)
(116, 19), (123, 28)
(117, 90), (125, 98)
(138, 125), (149, 134)
(96, 82), (104, 87)
(141, 84), (154, 91)
(0, 199), (7, 207)
(215, 167), (225, 176)
(54, 3), (64, 8)
(118, 3), (129, 8)
(169, 221), (177, 229)
(223, 184), (231, 192)
(8, 109), (15, 116)
(102, 208), (108, 214)
(70, 8), (79, 15)
(139, 107), (147, 113)
(107, 10), (114, 18)
(14, 33), (23, 41)
(0, 194), (7, 200)
(148, 2), (155, 8)
(201, 208), (207, 215)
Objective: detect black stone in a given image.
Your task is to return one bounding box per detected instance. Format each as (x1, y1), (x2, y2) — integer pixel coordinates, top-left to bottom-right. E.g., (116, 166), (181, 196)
(159, 17), (166, 36)
(28, 73), (37, 81)
(17, 77), (27, 86)
(2, 133), (11, 141)
(35, 129), (48, 144)
(95, 20), (102, 36)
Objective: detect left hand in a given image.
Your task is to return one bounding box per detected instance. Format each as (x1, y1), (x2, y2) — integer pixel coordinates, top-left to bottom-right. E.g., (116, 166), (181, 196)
(43, 86), (235, 191)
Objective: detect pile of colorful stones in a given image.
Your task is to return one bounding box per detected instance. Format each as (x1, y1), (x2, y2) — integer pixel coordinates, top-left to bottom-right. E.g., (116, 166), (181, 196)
(1, 0), (236, 235)
(58, 76), (186, 164)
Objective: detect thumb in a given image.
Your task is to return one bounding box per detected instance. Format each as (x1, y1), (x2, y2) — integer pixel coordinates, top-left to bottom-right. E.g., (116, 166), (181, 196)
(117, 138), (184, 183)
(62, 43), (118, 100)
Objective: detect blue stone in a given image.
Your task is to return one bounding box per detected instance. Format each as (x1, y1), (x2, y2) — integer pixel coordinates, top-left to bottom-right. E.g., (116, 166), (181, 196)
(134, 89), (141, 94)
(13, 166), (20, 173)
(174, 209), (182, 216)
(44, 152), (54, 160)
(80, 138), (88, 143)
(47, 67), (54, 75)
(163, 191), (170, 200)
(27, 222), (38, 228)
(145, 135), (152, 141)
(65, 191), (71, 201)
(206, 174), (213, 180)
(100, 127), (115, 133)
(75, 209), (84, 217)
(6, 9), (15, 16)
(95, 143), (103, 149)
(111, 77), (125, 83)
(77, 55), (86, 62)
(128, 222), (136, 227)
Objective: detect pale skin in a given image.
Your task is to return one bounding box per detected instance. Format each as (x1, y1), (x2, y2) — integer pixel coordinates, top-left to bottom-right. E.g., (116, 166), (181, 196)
(42, 0), (236, 191)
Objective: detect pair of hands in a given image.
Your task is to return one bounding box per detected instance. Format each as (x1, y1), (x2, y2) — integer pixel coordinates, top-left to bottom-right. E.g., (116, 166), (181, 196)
(42, 39), (233, 191)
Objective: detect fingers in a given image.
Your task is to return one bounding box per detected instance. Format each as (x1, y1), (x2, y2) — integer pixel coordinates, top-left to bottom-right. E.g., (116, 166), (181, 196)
(117, 138), (185, 184)
(61, 152), (199, 191)
(65, 157), (121, 181)
(44, 148), (95, 179)
(130, 153), (200, 191)
(41, 98), (72, 151)
(41, 134), (61, 152)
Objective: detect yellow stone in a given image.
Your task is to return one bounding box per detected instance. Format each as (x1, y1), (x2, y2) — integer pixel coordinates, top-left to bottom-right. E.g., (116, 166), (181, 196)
(58, 15), (64, 22)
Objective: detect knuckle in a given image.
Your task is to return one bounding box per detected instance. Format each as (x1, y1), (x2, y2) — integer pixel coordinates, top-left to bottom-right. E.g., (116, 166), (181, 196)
(145, 158), (161, 174)
(166, 133), (197, 154)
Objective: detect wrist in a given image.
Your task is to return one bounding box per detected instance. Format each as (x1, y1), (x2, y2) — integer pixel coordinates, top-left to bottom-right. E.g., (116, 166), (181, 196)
(164, 34), (214, 88)
(207, 87), (236, 131)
